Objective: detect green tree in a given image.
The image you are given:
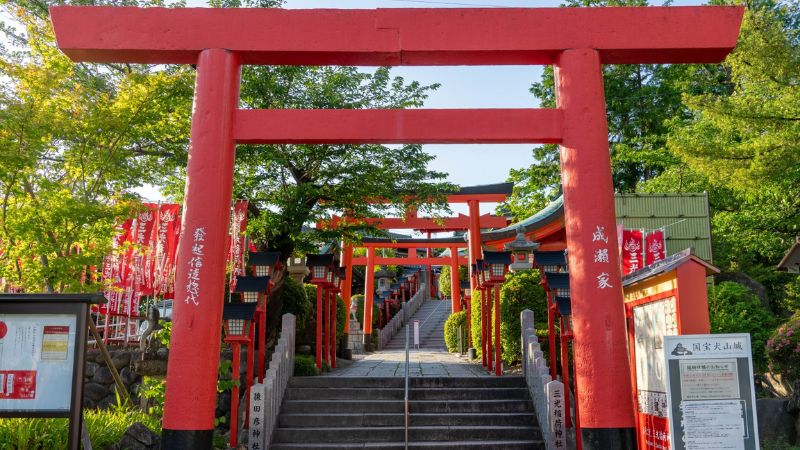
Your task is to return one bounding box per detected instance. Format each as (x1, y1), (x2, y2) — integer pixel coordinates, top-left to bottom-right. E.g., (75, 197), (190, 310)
(0, 2), (192, 292)
(710, 281), (776, 370)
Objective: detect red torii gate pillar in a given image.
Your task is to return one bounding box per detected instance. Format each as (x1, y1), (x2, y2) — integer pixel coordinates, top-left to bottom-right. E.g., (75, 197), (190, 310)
(162, 49), (240, 447)
(363, 247), (376, 350)
(556, 49), (635, 447)
(449, 245), (461, 313)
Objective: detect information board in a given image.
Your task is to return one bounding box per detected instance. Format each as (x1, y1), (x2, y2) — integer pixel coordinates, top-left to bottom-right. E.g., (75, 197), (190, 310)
(664, 334), (759, 450)
(0, 314), (77, 412)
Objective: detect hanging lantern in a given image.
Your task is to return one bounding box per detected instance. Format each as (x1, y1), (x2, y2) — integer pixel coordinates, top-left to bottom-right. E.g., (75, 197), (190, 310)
(222, 302), (257, 340)
(483, 251), (512, 285)
(460, 280), (472, 299)
(306, 254), (334, 284)
(233, 276), (270, 305)
(474, 260), (485, 288)
(504, 228), (539, 272)
(546, 272), (571, 299)
(248, 251), (281, 278)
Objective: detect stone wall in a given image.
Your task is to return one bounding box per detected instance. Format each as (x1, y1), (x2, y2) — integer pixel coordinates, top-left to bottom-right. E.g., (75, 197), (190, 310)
(82, 347), (165, 409)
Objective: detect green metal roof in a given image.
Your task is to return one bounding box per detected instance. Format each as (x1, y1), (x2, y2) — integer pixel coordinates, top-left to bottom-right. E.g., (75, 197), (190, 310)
(614, 192), (713, 263)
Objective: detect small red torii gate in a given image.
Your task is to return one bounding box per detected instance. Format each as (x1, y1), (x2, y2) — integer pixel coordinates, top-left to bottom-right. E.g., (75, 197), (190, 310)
(50, 6), (742, 449)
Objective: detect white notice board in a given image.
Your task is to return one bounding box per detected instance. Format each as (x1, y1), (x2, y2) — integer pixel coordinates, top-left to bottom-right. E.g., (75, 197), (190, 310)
(664, 334), (759, 450)
(0, 314), (77, 412)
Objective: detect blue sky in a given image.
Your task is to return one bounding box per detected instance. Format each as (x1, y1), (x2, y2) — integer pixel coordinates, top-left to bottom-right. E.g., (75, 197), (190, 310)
(155, 0), (705, 219)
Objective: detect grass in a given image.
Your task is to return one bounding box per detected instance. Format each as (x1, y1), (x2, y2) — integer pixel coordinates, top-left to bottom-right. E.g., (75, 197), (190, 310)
(0, 406), (160, 450)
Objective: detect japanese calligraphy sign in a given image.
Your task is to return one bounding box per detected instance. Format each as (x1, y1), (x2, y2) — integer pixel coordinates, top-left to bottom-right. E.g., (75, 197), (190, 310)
(622, 229), (644, 275)
(546, 380), (567, 450)
(248, 383), (266, 450)
(646, 229), (667, 266)
(185, 227), (206, 306)
(664, 334), (759, 450)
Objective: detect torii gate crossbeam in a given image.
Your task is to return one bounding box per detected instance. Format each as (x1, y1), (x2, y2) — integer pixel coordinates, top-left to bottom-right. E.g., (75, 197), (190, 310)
(50, 6), (742, 449)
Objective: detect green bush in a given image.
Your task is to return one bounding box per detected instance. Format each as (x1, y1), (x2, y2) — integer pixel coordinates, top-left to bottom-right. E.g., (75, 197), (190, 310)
(444, 311), (467, 352)
(470, 288), (484, 359)
(294, 354), (319, 376)
(500, 270), (547, 365)
(710, 281), (776, 370)
(336, 294), (347, 340)
(468, 271), (549, 366)
(766, 313), (800, 383)
(281, 276), (310, 326)
(439, 265), (468, 298)
(0, 407), (159, 450)
(352, 294), (380, 330)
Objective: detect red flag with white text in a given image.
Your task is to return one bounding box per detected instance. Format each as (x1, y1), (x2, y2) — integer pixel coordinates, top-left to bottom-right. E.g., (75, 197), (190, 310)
(621, 229), (644, 275)
(645, 229), (666, 266)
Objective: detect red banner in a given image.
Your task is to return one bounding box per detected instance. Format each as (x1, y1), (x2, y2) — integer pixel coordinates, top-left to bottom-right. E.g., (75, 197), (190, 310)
(621, 229), (644, 275)
(645, 229), (666, 266)
(132, 204), (158, 298)
(154, 203), (181, 298)
(228, 200), (248, 290)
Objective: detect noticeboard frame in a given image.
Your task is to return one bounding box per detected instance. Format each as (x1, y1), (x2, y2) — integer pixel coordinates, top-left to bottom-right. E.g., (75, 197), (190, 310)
(0, 294), (106, 450)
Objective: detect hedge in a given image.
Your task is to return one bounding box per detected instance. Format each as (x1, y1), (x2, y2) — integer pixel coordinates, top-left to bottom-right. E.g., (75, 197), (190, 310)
(444, 311), (468, 352)
(710, 281), (776, 370)
(439, 265), (469, 298)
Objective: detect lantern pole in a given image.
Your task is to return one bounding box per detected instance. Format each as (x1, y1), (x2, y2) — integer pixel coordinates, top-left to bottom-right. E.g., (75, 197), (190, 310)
(493, 283), (502, 376)
(230, 341), (241, 449)
(450, 246), (461, 313)
(330, 287), (337, 368)
(258, 297), (266, 382)
(316, 283), (323, 369)
(363, 248), (375, 351)
(323, 285), (330, 366)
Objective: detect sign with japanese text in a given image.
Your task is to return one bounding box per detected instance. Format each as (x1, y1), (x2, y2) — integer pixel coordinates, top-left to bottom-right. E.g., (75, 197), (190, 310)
(228, 200), (248, 291)
(248, 383), (266, 450)
(0, 314), (76, 412)
(546, 380), (567, 450)
(664, 334), (759, 450)
(633, 297), (678, 450)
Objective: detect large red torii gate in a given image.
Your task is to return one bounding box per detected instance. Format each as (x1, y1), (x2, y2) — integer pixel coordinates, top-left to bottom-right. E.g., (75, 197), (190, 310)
(50, 6), (742, 449)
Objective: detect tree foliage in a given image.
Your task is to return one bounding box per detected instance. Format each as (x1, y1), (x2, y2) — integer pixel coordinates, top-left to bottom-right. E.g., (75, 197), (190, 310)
(0, 2), (192, 292)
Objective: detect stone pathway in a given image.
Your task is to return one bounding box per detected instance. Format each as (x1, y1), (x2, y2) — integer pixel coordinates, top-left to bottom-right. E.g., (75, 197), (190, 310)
(326, 348), (489, 377)
(327, 297), (491, 377)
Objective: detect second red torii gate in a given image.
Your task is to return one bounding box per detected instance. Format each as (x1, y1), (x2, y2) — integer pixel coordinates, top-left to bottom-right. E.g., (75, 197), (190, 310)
(50, 6), (743, 449)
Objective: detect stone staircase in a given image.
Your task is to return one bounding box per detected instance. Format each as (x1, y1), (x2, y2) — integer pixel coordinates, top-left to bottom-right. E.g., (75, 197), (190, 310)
(382, 298), (450, 351)
(270, 376), (544, 449)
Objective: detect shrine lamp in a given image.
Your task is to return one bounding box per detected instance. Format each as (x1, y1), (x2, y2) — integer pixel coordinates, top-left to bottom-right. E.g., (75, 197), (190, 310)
(460, 280), (471, 299)
(248, 251), (281, 279)
(532, 251), (569, 274)
(545, 272), (571, 309)
(233, 276), (270, 306)
(504, 228), (539, 272)
(474, 260), (486, 288)
(483, 251), (513, 285)
(222, 302), (257, 342)
(306, 254), (335, 284)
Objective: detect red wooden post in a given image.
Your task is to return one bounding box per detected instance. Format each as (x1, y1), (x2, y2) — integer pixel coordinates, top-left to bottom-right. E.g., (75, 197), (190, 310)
(229, 342), (241, 449)
(257, 308), (266, 382)
(330, 289), (337, 368)
(316, 283), (323, 369)
(480, 288), (487, 367)
(450, 246), (461, 313)
(245, 321), (254, 417)
(363, 248), (375, 350)
(161, 48), (240, 448)
(323, 286), (330, 365)
(560, 318), (572, 428)
(555, 48), (635, 445)
(547, 291), (558, 380)
(493, 283), (502, 376)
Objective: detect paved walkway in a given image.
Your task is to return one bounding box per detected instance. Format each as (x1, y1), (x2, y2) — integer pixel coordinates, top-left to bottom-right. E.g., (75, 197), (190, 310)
(327, 298), (491, 377)
(326, 348), (490, 377)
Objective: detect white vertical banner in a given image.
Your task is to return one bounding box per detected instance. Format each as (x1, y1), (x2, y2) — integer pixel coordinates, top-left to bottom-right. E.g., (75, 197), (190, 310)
(248, 383), (266, 450)
(413, 320), (420, 348)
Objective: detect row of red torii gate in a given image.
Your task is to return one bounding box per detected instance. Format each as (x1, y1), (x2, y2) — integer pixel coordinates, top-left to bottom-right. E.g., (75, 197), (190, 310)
(50, 4), (743, 449)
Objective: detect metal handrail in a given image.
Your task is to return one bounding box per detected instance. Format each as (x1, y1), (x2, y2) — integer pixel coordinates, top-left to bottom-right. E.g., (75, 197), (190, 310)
(404, 324), (410, 450)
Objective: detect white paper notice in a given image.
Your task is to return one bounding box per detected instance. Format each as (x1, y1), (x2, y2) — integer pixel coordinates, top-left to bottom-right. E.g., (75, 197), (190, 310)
(680, 400), (746, 450)
(679, 359), (740, 401)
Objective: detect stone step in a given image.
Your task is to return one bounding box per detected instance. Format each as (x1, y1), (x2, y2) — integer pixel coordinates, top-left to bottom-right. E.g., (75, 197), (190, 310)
(273, 426), (540, 443)
(279, 412), (537, 428)
(284, 387), (530, 401)
(281, 399), (533, 414)
(270, 441), (544, 450)
(288, 377), (526, 389)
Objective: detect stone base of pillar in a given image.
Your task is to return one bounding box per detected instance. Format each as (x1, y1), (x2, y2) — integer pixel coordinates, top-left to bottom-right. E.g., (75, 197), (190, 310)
(347, 320), (364, 354)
